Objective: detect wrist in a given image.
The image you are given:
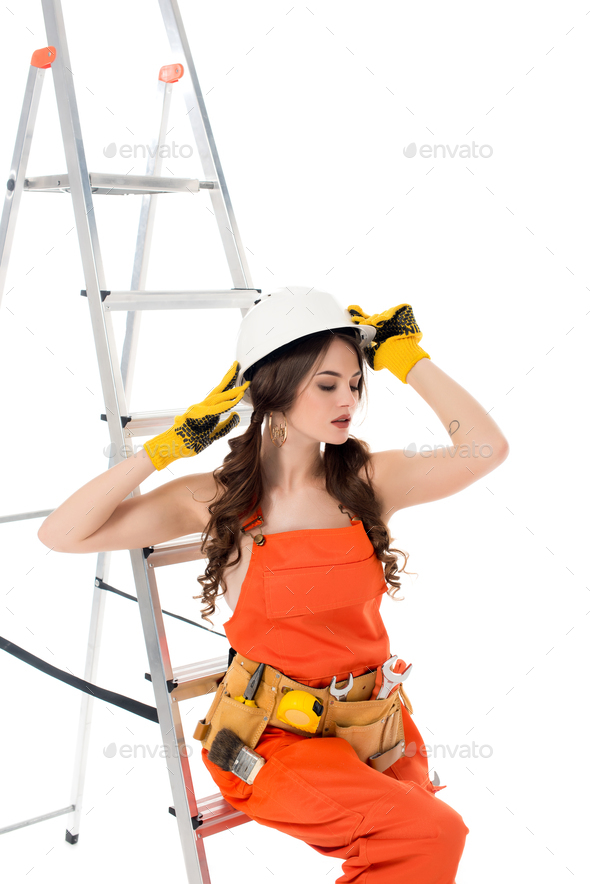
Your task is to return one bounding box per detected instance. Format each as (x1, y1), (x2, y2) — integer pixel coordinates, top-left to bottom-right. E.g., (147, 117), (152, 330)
(143, 424), (192, 471)
(375, 336), (431, 383)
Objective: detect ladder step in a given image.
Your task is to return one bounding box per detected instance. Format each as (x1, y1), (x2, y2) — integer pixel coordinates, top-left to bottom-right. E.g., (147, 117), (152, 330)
(24, 172), (215, 196)
(102, 402), (252, 438)
(102, 288), (261, 311)
(191, 793), (252, 838)
(169, 655), (228, 702)
(173, 655), (228, 682)
(145, 534), (211, 568)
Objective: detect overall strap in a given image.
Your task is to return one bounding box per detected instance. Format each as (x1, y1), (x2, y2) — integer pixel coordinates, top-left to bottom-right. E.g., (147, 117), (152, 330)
(240, 504), (264, 534)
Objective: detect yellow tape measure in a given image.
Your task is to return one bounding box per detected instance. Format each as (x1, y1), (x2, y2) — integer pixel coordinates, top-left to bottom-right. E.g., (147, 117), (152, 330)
(276, 689), (324, 734)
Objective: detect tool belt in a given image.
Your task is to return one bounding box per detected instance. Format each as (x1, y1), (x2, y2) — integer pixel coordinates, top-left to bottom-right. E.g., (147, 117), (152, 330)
(194, 651), (414, 773)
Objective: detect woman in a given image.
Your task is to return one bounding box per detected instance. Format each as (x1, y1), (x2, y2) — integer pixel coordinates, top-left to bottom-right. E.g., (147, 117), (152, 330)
(38, 287), (509, 883)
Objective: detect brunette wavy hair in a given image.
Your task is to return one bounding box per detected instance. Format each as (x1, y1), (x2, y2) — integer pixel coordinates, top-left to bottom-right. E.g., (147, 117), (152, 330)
(194, 329), (414, 626)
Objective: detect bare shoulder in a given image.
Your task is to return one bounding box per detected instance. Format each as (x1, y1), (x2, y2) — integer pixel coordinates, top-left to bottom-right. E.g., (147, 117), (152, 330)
(44, 469), (225, 556)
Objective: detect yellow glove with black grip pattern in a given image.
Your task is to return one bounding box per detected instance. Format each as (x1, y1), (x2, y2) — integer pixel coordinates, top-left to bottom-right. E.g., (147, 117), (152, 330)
(347, 303), (430, 383)
(143, 361), (250, 471)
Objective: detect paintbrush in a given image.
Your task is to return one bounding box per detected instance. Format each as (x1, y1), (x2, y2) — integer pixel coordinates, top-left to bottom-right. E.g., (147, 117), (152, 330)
(208, 728), (266, 784)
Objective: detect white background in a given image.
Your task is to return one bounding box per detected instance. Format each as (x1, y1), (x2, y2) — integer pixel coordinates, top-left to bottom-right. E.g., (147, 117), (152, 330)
(0, 1), (588, 882)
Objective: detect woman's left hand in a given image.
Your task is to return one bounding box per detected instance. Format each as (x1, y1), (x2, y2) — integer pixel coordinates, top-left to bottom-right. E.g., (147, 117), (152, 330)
(347, 302), (431, 383)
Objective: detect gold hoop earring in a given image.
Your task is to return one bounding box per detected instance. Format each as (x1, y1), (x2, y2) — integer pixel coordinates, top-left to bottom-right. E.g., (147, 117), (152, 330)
(269, 411), (287, 448)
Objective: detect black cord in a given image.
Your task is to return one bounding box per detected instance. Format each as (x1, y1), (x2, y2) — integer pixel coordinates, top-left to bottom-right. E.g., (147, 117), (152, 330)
(97, 578), (226, 639)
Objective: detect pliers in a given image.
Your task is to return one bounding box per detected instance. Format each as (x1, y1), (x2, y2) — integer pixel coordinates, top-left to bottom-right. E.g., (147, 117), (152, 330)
(233, 662), (265, 706)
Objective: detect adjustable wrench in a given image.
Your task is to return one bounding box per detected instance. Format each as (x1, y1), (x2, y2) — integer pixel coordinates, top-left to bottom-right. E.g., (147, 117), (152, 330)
(329, 672), (354, 701)
(374, 655), (413, 701)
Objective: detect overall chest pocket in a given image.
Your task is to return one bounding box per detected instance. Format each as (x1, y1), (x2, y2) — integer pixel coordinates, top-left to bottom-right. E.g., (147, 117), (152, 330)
(263, 555), (387, 619)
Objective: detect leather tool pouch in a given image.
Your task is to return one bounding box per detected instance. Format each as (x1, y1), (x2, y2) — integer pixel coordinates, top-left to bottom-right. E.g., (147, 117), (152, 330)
(193, 655), (276, 752)
(194, 652), (413, 773)
(327, 690), (406, 771)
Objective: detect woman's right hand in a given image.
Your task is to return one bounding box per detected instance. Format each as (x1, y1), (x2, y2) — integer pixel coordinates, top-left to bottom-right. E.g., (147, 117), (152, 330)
(143, 361), (250, 471)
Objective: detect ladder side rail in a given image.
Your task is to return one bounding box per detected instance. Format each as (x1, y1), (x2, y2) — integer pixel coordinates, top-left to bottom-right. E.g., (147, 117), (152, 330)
(116, 56), (251, 877)
(0, 62), (46, 305)
(119, 69), (208, 870)
(39, 0), (158, 856)
(121, 76), (175, 399)
(195, 829), (213, 884)
(68, 79), (177, 836)
(69, 60), (178, 839)
(65, 548), (110, 843)
(158, 0), (252, 296)
(144, 557), (200, 819)
(41, 0), (129, 457)
(0, 42), (122, 851)
(134, 550), (206, 883)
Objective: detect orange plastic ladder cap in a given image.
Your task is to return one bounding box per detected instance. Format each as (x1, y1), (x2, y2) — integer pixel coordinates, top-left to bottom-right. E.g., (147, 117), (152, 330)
(159, 63), (183, 83)
(31, 47), (56, 69)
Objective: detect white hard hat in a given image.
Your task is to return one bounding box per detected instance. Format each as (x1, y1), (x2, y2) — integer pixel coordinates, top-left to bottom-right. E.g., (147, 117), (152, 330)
(235, 286), (376, 406)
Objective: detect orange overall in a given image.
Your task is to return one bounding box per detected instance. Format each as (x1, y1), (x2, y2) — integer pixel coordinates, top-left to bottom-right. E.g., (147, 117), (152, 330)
(201, 502), (469, 883)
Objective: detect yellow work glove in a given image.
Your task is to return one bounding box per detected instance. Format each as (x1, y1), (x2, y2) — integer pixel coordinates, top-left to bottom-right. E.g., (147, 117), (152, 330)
(347, 303), (430, 383)
(143, 361), (250, 471)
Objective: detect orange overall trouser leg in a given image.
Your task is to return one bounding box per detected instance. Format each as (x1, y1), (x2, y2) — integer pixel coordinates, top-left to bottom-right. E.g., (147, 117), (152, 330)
(201, 708), (469, 884)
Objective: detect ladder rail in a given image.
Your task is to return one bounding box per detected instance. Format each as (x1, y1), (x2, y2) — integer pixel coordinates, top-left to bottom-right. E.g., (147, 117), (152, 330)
(0, 62), (45, 306)
(158, 0), (253, 295)
(41, 0), (129, 460)
(121, 73), (176, 401)
(41, 3), (207, 877)
(66, 550), (109, 844)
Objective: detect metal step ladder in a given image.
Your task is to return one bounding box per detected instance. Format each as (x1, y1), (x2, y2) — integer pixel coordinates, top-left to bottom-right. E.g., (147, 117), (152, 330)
(0, 1), (261, 881)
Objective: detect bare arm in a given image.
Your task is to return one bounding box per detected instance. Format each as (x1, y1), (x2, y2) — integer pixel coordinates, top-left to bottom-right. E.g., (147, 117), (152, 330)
(37, 447), (155, 550)
(370, 359), (509, 515)
(38, 361), (250, 554)
(37, 448), (215, 554)
(405, 357), (509, 453)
